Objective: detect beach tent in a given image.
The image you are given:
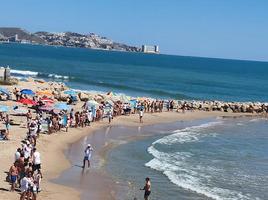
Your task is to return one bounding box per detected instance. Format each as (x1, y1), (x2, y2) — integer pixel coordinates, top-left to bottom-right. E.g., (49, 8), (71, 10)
(54, 102), (71, 111)
(0, 105), (9, 112)
(64, 90), (77, 96)
(36, 90), (53, 96)
(18, 98), (37, 105)
(0, 87), (10, 96)
(20, 89), (35, 95)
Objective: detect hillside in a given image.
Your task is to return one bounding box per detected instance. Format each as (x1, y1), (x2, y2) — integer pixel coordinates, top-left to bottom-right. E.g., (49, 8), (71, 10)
(0, 27), (45, 43)
(0, 27), (140, 52)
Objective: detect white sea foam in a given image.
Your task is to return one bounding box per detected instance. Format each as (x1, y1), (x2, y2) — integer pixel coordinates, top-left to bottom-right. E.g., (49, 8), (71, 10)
(146, 121), (253, 200)
(48, 73), (69, 79)
(11, 69), (39, 76)
(152, 121), (222, 145)
(249, 118), (267, 122)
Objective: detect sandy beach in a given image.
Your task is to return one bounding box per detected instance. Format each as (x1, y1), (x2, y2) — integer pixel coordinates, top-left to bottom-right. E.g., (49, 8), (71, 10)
(0, 78), (257, 200)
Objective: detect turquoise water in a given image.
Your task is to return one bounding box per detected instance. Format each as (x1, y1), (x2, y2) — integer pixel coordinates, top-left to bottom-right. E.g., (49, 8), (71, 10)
(107, 118), (268, 200)
(1, 43), (268, 101)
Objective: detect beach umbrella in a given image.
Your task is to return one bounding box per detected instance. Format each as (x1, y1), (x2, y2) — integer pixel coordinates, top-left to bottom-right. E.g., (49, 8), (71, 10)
(20, 89), (35, 95)
(36, 90), (53, 96)
(86, 100), (99, 108)
(18, 98), (37, 105)
(120, 94), (130, 103)
(130, 99), (137, 108)
(64, 90), (77, 96)
(0, 87), (10, 96)
(0, 105), (9, 112)
(54, 102), (71, 111)
(40, 97), (54, 104)
(106, 100), (114, 106)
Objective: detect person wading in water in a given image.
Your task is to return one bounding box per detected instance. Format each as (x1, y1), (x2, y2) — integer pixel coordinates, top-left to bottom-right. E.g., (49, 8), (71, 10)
(140, 177), (151, 200)
(82, 144), (93, 168)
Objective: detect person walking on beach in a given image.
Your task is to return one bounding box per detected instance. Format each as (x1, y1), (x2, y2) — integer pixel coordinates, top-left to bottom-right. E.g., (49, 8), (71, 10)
(83, 144), (93, 168)
(140, 177), (151, 200)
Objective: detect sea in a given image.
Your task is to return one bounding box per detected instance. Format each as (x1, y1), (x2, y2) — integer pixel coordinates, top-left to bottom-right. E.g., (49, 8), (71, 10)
(1, 43), (268, 200)
(1, 43), (268, 101)
(107, 117), (268, 200)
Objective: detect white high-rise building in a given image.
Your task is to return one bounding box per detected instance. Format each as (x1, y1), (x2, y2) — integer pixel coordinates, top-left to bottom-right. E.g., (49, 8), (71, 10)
(141, 45), (160, 54)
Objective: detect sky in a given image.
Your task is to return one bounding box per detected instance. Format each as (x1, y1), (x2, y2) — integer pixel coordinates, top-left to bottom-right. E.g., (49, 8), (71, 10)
(1, 0), (268, 61)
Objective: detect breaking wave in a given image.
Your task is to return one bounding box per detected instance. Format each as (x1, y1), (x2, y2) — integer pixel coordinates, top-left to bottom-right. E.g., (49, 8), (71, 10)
(145, 121), (253, 200)
(11, 69), (70, 80)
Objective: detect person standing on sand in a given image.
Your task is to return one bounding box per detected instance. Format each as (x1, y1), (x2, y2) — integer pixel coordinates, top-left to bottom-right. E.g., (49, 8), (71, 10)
(9, 162), (18, 192)
(139, 108), (144, 123)
(108, 109), (113, 124)
(83, 144), (93, 168)
(32, 148), (41, 172)
(140, 177), (151, 200)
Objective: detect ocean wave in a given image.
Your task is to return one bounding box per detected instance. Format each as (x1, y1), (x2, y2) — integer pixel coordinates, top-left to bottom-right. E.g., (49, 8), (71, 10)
(11, 69), (70, 80)
(145, 121), (254, 200)
(47, 73), (69, 79)
(146, 145), (252, 200)
(249, 118), (268, 122)
(152, 121), (222, 145)
(11, 69), (39, 76)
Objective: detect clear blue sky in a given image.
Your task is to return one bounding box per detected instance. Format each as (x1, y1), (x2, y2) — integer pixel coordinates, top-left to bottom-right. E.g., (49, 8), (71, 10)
(1, 0), (268, 61)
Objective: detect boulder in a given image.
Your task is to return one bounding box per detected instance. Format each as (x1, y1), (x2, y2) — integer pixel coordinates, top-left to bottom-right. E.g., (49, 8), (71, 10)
(79, 92), (89, 101)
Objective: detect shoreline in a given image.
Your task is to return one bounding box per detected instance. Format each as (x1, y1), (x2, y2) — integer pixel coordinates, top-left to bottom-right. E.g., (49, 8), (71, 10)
(43, 111), (257, 200)
(0, 109), (259, 200)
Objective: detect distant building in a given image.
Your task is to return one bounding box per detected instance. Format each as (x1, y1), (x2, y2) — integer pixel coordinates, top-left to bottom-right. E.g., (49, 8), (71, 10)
(141, 45), (160, 54)
(9, 34), (19, 42)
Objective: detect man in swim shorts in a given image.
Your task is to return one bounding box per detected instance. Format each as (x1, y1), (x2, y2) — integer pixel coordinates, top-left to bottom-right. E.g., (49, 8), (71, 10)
(140, 177), (151, 200)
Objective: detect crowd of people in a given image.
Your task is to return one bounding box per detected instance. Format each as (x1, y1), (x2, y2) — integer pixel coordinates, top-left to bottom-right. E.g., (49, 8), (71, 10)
(8, 137), (42, 200)
(3, 84), (184, 200)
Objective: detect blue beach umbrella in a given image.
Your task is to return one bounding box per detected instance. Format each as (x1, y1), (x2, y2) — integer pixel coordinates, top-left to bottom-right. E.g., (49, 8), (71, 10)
(54, 102), (71, 111)
(130, 99), (137, 108)
(0, 87), (9, 95)
(0, 105), (9, 112)
(64, 90), (77, 96)
(20, 89), (35, 95)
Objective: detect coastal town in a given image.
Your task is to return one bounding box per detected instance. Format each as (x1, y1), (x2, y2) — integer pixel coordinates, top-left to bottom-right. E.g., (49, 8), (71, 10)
(0, 27), (143, 52)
